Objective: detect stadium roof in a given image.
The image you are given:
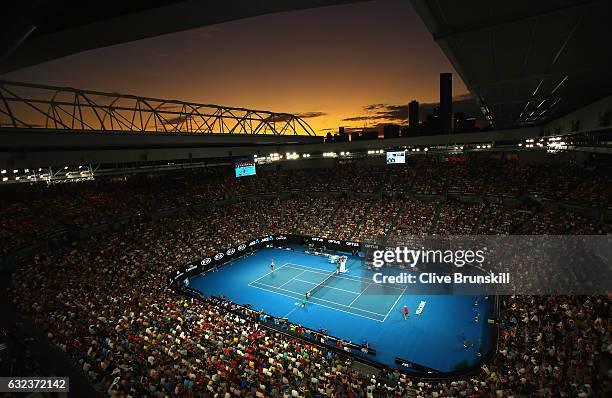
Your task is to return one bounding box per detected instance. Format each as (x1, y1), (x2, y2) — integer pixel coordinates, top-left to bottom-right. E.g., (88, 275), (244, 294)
(0, 0), (365, 74)
(411, 0), (612, 128)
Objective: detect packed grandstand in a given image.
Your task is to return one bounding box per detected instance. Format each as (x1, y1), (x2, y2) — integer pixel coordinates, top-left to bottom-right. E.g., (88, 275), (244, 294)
(0, 155), (610, 397)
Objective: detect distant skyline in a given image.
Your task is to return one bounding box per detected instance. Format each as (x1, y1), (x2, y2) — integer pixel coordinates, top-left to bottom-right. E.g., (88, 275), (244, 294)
(0, 0), (484, 135)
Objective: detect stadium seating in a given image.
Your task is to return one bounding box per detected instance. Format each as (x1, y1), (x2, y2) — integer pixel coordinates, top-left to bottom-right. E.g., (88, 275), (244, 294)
(2, 157), (611, 397)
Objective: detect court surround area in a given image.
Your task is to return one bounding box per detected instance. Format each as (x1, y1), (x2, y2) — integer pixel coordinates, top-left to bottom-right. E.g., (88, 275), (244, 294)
(191, 247), (493, 372)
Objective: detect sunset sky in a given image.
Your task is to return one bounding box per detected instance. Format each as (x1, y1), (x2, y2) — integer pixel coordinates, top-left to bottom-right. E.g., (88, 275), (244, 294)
(0, 0), (480, 135)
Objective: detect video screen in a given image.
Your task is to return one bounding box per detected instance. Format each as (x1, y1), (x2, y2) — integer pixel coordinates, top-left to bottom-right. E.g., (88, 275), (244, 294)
(386, 150), (406, 164)
(235, 159), (256, 177)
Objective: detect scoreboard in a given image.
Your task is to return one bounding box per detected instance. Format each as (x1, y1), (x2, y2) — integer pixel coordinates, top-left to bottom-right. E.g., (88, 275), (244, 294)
(386, 150), (406, 164)
(235, 159), (256, 177)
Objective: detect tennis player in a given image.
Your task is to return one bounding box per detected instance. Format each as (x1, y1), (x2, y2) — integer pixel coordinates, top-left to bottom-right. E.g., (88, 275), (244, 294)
(270, 258), (275, 272)
(403, 305), (410, 320)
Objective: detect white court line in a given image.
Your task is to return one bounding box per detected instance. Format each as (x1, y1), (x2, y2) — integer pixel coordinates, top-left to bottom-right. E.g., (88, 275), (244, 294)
(247, 282), (385, 323)
(293, 278), (360, 295)
(286, 263), (406, 291)
(348, 281), (373, 307)
(283, 306), (299, 319)
(278, 270), (306, 289)
(285, 263), (366, 282)
(250, 263), (290, 285)
(249, 280), (386, 317)
(382, 285), (408, 323)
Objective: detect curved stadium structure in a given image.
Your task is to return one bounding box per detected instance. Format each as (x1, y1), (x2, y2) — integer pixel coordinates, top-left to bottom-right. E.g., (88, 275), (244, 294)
(1, 158), (610, 396)
(1, 0), (611, 397)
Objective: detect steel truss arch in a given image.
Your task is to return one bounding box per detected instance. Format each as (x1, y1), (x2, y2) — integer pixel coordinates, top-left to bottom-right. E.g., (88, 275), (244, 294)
(0, 80), (316, 136)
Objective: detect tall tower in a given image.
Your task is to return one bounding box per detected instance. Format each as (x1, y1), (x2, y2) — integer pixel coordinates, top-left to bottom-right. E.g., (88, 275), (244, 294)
(439, 73), (452, 134)
(408, 100), (419, 131)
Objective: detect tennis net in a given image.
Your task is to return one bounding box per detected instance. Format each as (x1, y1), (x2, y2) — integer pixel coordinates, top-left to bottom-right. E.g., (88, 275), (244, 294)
(307, 270), (337, 297)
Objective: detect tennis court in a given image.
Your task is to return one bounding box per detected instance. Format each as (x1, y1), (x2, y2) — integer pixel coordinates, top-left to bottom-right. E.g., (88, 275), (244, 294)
(190, 247), (493, 372)
(249, 263), (406, 322)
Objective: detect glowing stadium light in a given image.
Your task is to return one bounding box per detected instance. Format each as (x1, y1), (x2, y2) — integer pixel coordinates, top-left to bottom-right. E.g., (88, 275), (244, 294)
(423, 147), (428, 152)
(551, 75), (568, 94)
(2, 177), (7, 182)
(13, 169), (18, 173)
(0, 170), (5, 174)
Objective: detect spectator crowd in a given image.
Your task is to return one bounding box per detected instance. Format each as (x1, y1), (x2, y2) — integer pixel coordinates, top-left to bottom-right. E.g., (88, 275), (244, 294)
(2, 156), (611, 397)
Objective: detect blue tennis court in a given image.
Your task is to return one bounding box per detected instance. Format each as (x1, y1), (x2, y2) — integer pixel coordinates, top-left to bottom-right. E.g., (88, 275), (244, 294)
(249, 263), (406, 322)
(190, 247), (493, 372)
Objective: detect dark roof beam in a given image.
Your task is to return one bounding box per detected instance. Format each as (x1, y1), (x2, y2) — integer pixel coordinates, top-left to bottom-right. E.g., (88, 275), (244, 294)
(470, 67), (598, 90)
(433, 0), (602, 42)
(551, 12), (584, 65)
(485, 96), (562, 107)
